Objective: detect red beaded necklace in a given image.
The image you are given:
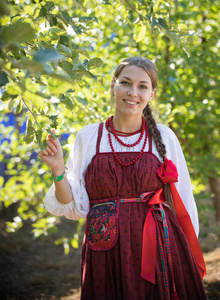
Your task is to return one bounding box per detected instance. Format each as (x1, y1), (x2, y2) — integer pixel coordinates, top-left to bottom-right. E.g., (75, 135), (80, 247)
(106, 116), (146, 146)
(106, 116), (148, 167)
(105, 119), (142, 137)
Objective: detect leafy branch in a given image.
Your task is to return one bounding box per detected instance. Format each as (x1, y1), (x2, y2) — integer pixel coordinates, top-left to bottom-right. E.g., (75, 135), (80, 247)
(21, 98), (43, 132)
(122, 0), (151, 23)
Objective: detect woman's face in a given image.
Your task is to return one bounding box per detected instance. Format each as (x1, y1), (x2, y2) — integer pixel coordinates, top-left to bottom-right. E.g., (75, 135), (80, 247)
(111, 65), (155, 119)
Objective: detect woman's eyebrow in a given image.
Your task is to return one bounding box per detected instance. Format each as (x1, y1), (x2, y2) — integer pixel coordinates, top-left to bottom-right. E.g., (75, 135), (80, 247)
(121, 76), (150, 85)
(120, 76), (131, 80)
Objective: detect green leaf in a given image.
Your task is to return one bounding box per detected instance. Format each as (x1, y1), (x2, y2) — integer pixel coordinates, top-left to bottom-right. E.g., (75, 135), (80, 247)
(20, 59), (45, 74)
(58, 35), (69, 47)
(82, 59), (89, 68)
(151, 17), (158, 28)
(23, 118), (35, 144)
(72, 24), (82, 34)
(46, 129), (58, 139)
(8, 99), (16, 111)
(0, 70), (9, 87)
(72, 50), (79, 64)
(48, 14), (58, 27)
(164, 31), (180, 48)
(75, 66), (97, 81)
(71, 236), (79, 248)
(87, 58), (103, 70)
(48, 77), (73, 94)
(12, 45), (22, 60)
(66, 89), (75, 93)
(1, 91), (10, 102)
(48, 115), (59, 129)
(76, 49), (90, 59)
(61, 11), (72, 23)
(158, 18), (169, 31)
(59, 61), (77, 80)
(39, 6), (47, 17)
(7, 83), (23, 96)
(2, 20), (36, 47)
(73, 59), (97, 82)
(57, 44), (72, 56)
(48, 72), (73, 84)
(16, 100), (22, 114)
(35, 129), (44, 150)
(0, 0), (10, 16)
(79, 16), (98, 23)
(22, 90), (45, 109)
(134, 24), (146, 43)
(60, 95), (74, 111)
(34, 48), (64, 63)
(44, 1), (55, 12)
(50, 60), (59, 70)
(76, 96), (88, 106)
(99, 78), (104, 85)
(101, 0), (111, 5)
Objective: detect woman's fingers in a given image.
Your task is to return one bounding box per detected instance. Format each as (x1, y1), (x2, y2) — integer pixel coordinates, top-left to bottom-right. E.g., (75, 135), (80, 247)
(46, 146), (55, 156)
(38, 129), (63, 168)
(46, 131), (61, 149)
(38, 149), (49, 158)
(49, 137), (61, 149)
(46, 139), (58, 154)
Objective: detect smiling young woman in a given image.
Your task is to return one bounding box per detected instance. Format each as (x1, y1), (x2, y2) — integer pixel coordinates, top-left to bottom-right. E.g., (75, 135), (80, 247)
(39, 57), (207, 300)
(111, 65), (155, 132)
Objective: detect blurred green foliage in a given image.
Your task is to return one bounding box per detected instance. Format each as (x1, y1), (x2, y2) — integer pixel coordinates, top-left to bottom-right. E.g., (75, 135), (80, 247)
(0, 0), (219, 249)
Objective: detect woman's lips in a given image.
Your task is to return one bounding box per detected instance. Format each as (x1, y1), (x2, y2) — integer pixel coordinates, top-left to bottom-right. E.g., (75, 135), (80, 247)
(124, 99), (139, 106)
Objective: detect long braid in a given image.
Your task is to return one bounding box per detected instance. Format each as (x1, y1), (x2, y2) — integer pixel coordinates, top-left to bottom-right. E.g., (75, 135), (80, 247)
(143, 104), (176, 214)
(143, 104), (166, 158)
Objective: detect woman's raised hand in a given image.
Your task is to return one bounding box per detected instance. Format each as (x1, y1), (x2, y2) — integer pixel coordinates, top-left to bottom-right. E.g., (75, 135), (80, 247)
(38, 129), (65, 174)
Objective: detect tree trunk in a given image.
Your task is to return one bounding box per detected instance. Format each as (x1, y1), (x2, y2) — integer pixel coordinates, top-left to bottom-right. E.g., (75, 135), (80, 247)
(209, 177), (220, 223)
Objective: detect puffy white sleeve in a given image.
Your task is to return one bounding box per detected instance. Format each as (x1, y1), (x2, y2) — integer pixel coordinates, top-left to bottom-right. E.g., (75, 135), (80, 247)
(157, 124), (199, 237)
(44, 123), (99, 220)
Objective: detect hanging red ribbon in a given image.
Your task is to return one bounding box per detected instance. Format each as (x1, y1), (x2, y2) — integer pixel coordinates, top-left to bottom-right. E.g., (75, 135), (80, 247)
(141, 157), (206, 284)
(141, 189), (166, 284)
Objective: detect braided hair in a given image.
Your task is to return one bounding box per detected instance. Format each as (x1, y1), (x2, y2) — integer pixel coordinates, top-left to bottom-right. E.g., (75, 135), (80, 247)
(113, 57), (175, 213)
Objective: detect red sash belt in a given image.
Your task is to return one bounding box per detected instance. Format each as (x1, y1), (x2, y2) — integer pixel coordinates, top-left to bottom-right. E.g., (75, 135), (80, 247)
(141, 157), (206, 284)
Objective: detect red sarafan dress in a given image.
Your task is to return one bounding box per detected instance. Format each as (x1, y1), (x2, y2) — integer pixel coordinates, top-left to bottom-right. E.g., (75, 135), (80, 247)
(81, 123), (207, 300)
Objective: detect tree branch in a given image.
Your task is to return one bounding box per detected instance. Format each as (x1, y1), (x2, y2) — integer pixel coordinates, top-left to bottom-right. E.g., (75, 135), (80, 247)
(21, 98), (43, 132)
(122, 0), (151, 24)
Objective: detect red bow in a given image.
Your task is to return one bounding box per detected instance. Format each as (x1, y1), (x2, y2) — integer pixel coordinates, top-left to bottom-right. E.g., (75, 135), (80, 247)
(141, 157), (206, 284)
(157, 157), (178, 184)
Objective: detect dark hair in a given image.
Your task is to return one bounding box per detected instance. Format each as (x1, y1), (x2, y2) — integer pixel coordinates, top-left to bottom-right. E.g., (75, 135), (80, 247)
(113, 56), (158, 90)
(113, 57), (176, 213)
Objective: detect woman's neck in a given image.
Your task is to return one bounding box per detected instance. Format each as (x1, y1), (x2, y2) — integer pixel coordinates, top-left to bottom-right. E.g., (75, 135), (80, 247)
(112, 114), (143, 133)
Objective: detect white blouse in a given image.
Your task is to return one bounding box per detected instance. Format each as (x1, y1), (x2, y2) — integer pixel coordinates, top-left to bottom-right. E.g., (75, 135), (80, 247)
(44, 122), (199, 236)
